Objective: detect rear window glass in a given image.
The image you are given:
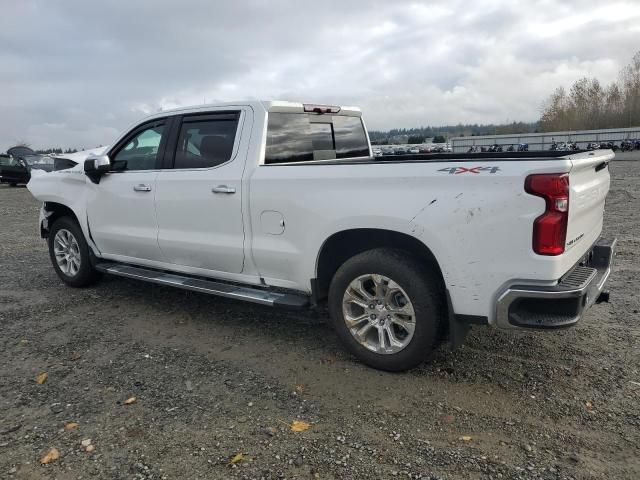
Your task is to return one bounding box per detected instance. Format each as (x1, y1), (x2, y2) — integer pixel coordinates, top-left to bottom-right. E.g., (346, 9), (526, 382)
(265, 113), (369, 164)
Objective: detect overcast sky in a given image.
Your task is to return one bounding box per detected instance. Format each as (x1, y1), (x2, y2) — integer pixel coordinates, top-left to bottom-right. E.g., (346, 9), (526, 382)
(1, 0), (639, 151)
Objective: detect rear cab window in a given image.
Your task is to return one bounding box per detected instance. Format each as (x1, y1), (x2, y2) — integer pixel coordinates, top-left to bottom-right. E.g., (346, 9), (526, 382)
(265, 113), (369, 164)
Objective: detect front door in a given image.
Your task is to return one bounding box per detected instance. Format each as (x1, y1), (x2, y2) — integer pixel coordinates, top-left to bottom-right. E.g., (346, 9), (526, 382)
(87, 119), (167, 262)
(154, 110), (248, 273)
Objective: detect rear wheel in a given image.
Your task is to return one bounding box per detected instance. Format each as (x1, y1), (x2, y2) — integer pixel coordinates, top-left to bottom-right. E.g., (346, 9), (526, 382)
(328, 248), (445, 371)
(48, 217), (101, 287)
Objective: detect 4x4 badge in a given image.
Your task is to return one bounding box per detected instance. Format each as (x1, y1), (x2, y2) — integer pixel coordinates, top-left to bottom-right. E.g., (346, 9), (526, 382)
(438, 166), (500, 174)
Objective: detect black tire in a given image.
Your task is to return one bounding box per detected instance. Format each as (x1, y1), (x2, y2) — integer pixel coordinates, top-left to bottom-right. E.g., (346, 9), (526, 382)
(48, 217), (101, 287)
(9, 183), (17, 187)
(328, 248), (445, 372)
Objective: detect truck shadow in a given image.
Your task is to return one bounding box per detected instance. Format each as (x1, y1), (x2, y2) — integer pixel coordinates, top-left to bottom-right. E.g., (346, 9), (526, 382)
(94, 274), (583, 391)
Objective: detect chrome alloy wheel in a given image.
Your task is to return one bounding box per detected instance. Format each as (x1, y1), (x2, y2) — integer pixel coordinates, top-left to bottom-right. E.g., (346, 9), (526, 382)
(342, 274), (416, 354)
(53, 228), (81, 277)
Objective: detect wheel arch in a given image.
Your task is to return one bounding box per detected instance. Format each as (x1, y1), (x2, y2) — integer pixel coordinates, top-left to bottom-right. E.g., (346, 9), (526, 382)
(41, 202), (81, 238)
(314, 228), (446, 303)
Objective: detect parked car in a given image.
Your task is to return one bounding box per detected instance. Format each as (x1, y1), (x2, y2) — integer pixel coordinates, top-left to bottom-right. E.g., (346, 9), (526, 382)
(407, 147), (420, 154)
(620, 140), (635, 152)
(0, 146), (80, 186)
(599, 142), (619, 151)
(0, 147), (56, 186)
(393, 146), (407, 155)
(27, 101), (615, 371)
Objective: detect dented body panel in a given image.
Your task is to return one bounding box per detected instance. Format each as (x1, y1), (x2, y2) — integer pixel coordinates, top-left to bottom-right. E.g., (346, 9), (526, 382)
(249, 154), (610, 322)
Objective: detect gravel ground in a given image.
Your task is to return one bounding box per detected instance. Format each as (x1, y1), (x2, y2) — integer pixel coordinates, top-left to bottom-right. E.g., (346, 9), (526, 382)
(1, 159), (639, 480)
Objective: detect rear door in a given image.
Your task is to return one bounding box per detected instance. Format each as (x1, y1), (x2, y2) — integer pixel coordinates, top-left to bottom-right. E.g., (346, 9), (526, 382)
(154, 109), (249, 273)
(566, 151), (613, 253)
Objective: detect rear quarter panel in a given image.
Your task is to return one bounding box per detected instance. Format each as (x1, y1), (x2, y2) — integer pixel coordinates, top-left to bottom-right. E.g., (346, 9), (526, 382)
(248, 158), (575, 323)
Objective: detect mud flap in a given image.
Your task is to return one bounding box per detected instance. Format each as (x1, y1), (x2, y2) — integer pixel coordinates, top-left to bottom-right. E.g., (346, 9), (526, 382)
(446, 290), (470, 350)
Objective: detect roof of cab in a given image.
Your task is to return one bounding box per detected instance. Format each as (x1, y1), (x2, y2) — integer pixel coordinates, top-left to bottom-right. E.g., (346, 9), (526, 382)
(261, 101), (362, 116)
(147, 100), (362, 118)
(115, 101), (363, 146)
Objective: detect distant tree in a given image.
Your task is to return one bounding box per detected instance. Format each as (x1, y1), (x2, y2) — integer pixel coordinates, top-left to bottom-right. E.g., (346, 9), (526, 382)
(540, 50), (640, 131)
(367, 121), (538, 143)
(432, 135), (446, 143)
(407, 135), (424, 144)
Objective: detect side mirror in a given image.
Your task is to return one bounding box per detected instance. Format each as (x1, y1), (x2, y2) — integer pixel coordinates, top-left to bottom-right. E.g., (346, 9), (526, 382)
(84, 154), (111, 184)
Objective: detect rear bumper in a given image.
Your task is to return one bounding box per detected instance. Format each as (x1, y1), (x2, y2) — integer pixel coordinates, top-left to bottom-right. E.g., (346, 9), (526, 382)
(495, 237), (616, 329)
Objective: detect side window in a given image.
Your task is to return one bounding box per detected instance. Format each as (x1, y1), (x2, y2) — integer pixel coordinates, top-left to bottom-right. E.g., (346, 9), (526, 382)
(111, 123), (165, 171)
(174, 114), (239, 169)
(265, 113), (369, 164)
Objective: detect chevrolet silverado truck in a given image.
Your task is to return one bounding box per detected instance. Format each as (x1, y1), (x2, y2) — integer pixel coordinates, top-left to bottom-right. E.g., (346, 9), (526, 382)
(27, 101), (616, 371)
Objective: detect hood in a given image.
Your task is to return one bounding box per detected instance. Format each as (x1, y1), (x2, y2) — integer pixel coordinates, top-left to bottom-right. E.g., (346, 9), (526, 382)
(57, 146), (110, 164)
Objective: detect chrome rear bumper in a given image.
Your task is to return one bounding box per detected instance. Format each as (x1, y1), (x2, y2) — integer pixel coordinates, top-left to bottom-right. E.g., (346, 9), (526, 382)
(495, 237), (616, 329)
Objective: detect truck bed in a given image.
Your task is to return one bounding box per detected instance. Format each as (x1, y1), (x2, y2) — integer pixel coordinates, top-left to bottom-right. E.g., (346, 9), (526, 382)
(357, 150), (602, 164)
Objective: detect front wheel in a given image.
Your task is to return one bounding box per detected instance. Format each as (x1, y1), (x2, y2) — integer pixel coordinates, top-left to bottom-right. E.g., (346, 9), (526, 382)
(328, 248), (445, 371)
(48, 217), (101, 287)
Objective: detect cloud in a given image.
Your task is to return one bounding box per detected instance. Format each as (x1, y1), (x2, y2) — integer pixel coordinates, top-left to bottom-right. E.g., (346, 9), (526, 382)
(0, 0), (639, 150)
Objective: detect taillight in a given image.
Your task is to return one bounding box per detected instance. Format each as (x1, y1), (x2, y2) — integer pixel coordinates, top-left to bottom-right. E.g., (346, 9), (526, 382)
(525, 173), (569, 256)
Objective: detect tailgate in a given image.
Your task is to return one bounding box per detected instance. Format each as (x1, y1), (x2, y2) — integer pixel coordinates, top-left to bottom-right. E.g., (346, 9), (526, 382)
(565, 150), (613, 254)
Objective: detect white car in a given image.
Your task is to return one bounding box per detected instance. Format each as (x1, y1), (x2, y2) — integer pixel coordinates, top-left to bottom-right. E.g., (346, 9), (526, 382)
(27, 101), (616, 371)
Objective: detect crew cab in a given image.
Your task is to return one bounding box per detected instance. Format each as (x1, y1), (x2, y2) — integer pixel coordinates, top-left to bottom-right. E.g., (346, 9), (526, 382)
(27, 101), (615, 371)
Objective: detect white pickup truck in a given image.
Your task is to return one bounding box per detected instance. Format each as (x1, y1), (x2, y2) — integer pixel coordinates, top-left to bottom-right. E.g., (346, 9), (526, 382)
(27, 101), (616, 371)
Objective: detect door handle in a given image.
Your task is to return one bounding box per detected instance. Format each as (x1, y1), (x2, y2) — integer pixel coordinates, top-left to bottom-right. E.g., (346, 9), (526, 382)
(211, 185), (236, 194)
(133, 184), (152, 192)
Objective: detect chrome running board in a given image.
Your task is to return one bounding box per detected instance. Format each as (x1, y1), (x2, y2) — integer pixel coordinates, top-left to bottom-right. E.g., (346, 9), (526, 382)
(95, 263), (309, 309)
